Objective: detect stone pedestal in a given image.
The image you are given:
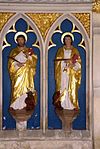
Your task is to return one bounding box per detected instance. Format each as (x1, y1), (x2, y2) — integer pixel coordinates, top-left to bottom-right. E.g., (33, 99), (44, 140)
(16, 121), (27, 131)
(9, 108), (34, 131)
(55, 109), (80, 131)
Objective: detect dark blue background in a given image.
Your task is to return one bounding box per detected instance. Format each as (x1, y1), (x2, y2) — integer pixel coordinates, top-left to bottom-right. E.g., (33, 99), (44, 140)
(48, 19), (86, 129)
(2, 18), (40, 129)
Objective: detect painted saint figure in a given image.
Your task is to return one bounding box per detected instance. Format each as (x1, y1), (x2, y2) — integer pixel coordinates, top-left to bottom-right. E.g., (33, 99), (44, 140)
(53, 35), (81, 110)
(8, 33), (37, 111)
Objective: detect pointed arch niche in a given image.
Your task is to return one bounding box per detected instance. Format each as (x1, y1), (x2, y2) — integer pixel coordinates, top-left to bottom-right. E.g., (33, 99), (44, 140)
(45, 13), (93, 137)
(0, 13), (44, 131)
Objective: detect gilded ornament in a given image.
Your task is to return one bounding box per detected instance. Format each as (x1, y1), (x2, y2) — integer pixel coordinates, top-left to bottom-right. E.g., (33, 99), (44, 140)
(0, 12), (15, 31)
(73, 13), (90, 37)
(93, 0), (100, 13)
(26, 13), (62, 40)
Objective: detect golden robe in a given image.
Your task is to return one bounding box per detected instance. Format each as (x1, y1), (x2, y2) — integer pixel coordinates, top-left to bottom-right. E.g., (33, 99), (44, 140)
(8, 47), (37, 107)
(54, 46), (81, 109)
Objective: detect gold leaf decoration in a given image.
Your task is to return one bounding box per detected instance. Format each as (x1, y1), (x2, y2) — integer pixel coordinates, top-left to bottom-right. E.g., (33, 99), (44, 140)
(93, 0), (100, 13)
(26, 13), (62, 40)
(0, 12), (15, 31)
(73, 13), (90, 37)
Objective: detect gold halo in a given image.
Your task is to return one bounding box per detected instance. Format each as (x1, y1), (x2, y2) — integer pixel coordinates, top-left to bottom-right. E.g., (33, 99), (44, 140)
(61, 32), (74, 44)
(14, 31), (27, 43)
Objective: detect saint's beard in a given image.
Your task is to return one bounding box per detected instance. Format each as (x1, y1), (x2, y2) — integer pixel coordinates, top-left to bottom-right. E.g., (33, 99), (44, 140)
(17, 43), (25, 47)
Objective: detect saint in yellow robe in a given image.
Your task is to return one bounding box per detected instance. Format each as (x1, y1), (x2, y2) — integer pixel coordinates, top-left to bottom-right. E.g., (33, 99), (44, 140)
(53, 45), (81, 110)
(8, 47), (37, 110)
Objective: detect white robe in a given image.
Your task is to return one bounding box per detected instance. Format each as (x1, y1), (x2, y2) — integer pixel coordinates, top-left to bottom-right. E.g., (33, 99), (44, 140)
(10, 51), (27, 110)
(60, 49), (81, 110)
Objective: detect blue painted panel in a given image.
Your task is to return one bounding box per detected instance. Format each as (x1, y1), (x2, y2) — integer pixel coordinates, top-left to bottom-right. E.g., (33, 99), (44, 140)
(2, 18), (40, 129)
(48, 19), (86, 129)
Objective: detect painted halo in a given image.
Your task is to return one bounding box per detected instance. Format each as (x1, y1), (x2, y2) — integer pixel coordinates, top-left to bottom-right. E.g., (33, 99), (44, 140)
(61, 32), (74, 44)
(14, 31), (27, 43)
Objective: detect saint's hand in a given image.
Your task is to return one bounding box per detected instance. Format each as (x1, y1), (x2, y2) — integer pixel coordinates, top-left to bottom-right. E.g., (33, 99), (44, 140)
(63, 61), (74, 72)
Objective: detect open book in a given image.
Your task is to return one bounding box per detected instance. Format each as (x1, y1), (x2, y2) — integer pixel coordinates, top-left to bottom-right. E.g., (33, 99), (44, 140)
(15, 51), (27, 63)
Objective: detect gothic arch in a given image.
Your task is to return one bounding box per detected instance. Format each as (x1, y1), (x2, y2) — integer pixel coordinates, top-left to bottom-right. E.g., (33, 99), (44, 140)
(0, 13), (44, 50)
(45, 13), (90, 50)
(45, 13), (91, 130)
(0, 13), (44, 129)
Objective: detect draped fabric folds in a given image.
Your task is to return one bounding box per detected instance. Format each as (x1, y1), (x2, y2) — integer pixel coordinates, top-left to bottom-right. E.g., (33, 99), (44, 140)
(54, 46), (81, 109)
(8, 47), (37, 109)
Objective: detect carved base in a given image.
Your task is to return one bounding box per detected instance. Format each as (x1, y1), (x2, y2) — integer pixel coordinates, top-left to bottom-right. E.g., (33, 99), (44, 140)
(9, 108), (34, 122)
(16, 121), (27, 131)
(9, 108), (34, 130)
(55, 109), (80, 131)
